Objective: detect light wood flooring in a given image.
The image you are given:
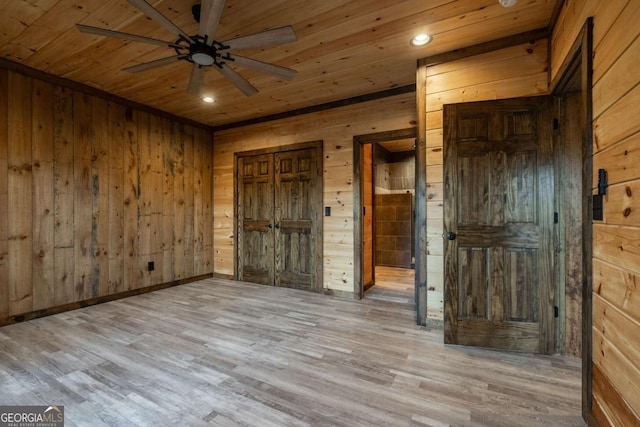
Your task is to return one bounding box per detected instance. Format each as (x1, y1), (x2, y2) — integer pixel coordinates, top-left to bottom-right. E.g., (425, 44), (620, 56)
(0, 278), (584, 426)
(365, 266), (415, 305)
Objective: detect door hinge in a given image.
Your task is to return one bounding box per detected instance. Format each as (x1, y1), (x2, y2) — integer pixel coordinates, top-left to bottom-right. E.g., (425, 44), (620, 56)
(554, 306), (559, 318)
(553, 118), (559, 130)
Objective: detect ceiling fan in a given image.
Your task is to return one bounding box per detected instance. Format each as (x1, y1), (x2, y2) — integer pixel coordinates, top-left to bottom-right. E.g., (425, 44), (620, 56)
(76, 0), (298, 96)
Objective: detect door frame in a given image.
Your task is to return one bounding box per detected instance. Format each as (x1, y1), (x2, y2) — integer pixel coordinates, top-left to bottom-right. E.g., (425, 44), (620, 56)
(353, 128), (417, 301)
(549, 17), (593, 421)
(234, 140), (324, 291)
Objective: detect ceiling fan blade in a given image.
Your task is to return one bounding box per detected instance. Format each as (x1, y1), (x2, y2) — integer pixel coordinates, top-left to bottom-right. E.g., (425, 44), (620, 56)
(216, 64), (258, 96)
(199, 0), (226, 45)
(122, 55), (187, 73)
(127, 0), (194, 44)
(187, 64), (205, 94)
(76, 24), (182, 48)
(221, 26), (297, 51)
(231, 55), (296, 81)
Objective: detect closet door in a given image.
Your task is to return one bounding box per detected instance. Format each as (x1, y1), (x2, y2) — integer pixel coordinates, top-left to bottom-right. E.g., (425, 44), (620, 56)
(237, 154), (275, 285)
(274, 147), (322, 291)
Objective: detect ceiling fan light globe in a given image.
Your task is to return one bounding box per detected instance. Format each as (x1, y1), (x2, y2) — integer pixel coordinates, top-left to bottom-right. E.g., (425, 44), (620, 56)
(192, 52), (215, 66)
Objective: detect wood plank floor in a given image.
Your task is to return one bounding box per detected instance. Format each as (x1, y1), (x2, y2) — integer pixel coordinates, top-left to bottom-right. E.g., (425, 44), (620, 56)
(365, 266), (415, 305)
(0, 278), (584, 426)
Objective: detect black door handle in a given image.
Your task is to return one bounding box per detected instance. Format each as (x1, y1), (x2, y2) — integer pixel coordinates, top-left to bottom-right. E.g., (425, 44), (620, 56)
(275, 224), (280, 229)
(446, 232), (456, 240)
(268, 224), (273, 229)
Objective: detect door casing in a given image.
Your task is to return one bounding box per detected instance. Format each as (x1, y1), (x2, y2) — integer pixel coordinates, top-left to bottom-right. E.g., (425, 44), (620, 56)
(549, 17), (593, 421)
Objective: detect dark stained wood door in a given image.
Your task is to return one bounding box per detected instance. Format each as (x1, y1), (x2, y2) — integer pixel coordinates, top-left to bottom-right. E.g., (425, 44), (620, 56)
(237, 154), (275, 285)
(237, 144), (322, 292)
(274, 148), (322, 291)
(443, 96), (555, 354)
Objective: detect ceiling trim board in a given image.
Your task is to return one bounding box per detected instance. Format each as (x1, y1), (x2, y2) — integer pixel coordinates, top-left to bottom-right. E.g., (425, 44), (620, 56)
(418, 27), (549, 68)
(213, 84), (416, 132)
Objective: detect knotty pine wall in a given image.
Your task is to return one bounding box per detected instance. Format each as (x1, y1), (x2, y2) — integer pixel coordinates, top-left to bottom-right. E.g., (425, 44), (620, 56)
(212, 93), (416, 294)
(421, 39), (548, 320)
(0, 68), (213, 323)
(552, 0), (640, 424)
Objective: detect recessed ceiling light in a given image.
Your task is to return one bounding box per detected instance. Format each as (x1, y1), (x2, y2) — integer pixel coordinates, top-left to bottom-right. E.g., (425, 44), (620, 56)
(499, 0), (517, 7)
(410, 34), (432, 47)
(201, 96), (215, 103)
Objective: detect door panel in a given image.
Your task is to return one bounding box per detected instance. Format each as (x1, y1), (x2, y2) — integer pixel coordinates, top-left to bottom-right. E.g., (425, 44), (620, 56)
(275, 148), (321, 291)
(458, 155), (491, 225)
(458, 247), (488, 319)
(237, 154), (274, 285)
(444, 96), (554, 354)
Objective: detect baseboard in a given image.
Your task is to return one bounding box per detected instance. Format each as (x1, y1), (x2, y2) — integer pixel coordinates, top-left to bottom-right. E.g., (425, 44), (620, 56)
(212, 272), (235, 280)
(0, 273), (213, 327)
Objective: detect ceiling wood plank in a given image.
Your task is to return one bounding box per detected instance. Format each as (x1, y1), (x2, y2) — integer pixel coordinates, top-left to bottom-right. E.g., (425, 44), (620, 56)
(0, 0), (556, 126)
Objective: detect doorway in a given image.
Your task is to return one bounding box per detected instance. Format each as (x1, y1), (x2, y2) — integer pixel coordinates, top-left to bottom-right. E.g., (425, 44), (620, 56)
(354, 128), (417, 307)
(443, 92), (590, 355)
(441, 18), (593, 416)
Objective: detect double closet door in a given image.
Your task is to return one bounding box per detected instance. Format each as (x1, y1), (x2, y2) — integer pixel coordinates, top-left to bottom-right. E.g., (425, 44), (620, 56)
(236, 143), (322, 292)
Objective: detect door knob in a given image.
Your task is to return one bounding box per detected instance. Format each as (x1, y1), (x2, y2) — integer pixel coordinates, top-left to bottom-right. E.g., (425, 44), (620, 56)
(268, 224), (273, 229)
(446, 232), (457, 240)
(275, 224), (280, 229)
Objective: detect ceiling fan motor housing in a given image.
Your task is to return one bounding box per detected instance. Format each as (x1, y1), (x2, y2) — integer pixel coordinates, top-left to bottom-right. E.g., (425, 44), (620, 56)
(190, 41), (217, 66)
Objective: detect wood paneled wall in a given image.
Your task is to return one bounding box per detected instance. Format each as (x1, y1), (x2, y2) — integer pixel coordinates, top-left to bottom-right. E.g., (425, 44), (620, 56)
(0, 67), (213, 322)
(552, 0), (640, 424)
(421, 39), (548, 320)
(212, 93), (416, 294)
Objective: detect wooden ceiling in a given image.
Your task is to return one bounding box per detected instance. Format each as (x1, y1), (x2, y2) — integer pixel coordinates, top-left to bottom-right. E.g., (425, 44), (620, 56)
(0, 0), (557, 127)
(378, 138), (416, 153)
